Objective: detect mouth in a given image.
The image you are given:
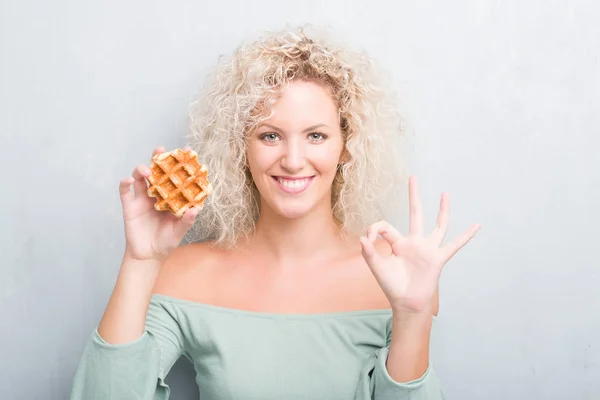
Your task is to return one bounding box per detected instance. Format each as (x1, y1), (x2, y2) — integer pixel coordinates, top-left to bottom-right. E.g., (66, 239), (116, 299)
(271, 175), (315, 194)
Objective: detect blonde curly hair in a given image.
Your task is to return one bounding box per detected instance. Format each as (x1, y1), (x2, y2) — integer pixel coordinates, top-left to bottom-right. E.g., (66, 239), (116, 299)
(186, 25), (411, 249)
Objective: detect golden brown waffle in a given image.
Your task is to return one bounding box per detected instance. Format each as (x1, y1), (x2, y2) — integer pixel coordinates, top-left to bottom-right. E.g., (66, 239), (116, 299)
(146, 148), (213, 217)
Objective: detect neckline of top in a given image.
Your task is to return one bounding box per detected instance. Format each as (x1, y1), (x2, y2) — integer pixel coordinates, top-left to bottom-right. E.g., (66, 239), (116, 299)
(151, 293), (394, 320)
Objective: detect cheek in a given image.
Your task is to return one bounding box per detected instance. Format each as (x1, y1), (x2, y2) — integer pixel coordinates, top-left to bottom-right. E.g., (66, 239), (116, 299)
(246, 143), (265, 170)
(316, 159), (340, 177)
(246, 145), (277, 180)
(313, 146), (344, 176)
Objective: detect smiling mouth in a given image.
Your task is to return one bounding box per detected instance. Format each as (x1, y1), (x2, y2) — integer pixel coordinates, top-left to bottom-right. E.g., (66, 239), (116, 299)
(271, 176), (315, 193)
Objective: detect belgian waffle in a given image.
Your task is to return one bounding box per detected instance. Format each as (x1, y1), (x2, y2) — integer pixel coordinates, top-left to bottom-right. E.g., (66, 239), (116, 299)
(146, 148), (213, 217)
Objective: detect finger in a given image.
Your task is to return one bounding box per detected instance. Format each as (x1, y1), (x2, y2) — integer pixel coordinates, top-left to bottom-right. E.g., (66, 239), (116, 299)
(131, 164), (151, 198)
(408, 175), (424, 236)
(119, 177), (135, 204)
(360, 235), (385, 274)
(173, 207), (199, 239)
(440, 224), (481, 262)
(153, 146), (166, 155)
(366, 220), (404, 247)
(430, 192), (450, 246)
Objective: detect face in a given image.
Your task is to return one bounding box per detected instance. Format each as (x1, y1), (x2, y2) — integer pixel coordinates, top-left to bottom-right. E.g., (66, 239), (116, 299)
(246, 80), (345, 220)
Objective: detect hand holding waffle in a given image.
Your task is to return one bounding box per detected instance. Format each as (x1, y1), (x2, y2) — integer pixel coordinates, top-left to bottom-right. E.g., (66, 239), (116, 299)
(118, 145), (213, 262)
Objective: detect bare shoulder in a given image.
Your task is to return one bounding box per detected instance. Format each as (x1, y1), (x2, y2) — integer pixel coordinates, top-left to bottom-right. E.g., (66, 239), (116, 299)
(152, 240), (225, 297)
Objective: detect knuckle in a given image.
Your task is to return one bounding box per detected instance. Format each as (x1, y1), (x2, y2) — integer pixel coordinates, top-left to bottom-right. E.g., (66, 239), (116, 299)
(372, 220), (386, 230)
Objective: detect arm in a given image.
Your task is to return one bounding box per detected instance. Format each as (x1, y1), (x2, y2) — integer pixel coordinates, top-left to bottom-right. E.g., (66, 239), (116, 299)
(98, 256), (162, 344)
(385, 285), (439, 382)
(354, 311), (445, 400)
(358, 176), (479, 399)
(385, 311), (433, 383)
(70, 257), (186, 400)
(70, 147), (201, 399)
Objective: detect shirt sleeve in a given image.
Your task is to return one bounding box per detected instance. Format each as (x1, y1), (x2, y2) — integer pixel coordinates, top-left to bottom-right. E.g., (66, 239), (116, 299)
(69, 298), (185, 400)
(355, 316), (446, 400)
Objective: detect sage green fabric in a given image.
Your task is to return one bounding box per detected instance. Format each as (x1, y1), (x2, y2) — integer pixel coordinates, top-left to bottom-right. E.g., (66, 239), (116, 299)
(70, 294), (445, 399)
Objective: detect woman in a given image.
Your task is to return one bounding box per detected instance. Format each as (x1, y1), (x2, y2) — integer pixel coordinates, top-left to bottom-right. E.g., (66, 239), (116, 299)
(70, 26), (480, 400)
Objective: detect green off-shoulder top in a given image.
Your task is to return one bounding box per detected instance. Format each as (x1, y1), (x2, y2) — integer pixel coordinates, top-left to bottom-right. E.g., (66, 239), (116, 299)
(70, 294), (445, 399)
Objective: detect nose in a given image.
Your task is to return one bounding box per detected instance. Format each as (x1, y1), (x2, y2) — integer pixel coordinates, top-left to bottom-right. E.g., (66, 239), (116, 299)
(280, 138), (305, 173)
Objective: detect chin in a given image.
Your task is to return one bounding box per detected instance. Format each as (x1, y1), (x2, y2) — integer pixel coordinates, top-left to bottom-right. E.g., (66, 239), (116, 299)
(271, 202), (315, 220)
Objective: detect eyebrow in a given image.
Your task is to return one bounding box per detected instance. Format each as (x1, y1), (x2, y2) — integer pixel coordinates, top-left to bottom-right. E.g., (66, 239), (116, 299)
(258, 123), (328, 133)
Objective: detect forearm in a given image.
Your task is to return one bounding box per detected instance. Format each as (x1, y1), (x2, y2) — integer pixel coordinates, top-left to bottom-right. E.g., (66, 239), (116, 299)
(97, 257), (162, 344)
(385, 311), (433, 383)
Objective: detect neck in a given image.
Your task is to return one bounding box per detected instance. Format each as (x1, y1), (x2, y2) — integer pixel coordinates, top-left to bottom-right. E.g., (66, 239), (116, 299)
(246, 201), (350, 268)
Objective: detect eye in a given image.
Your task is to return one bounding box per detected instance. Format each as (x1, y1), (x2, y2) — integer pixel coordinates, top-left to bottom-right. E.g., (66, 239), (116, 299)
(308, 132), (327, 142)
(260, 133), (280, 142)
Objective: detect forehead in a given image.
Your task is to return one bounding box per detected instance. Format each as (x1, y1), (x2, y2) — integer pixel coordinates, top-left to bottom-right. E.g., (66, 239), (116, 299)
(262, 80), (340, 128)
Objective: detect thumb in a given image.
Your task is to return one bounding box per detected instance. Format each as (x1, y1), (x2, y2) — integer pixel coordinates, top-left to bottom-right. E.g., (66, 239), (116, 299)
(360, 236), (384, 274)
(173, 208), (199, 240)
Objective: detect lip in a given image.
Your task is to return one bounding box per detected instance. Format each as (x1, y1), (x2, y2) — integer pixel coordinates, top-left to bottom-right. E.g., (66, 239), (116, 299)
(271, 176), (315, 194)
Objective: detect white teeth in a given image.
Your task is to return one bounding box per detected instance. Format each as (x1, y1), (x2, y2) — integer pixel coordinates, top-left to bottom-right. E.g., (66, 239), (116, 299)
(277, 178), (310, 189)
